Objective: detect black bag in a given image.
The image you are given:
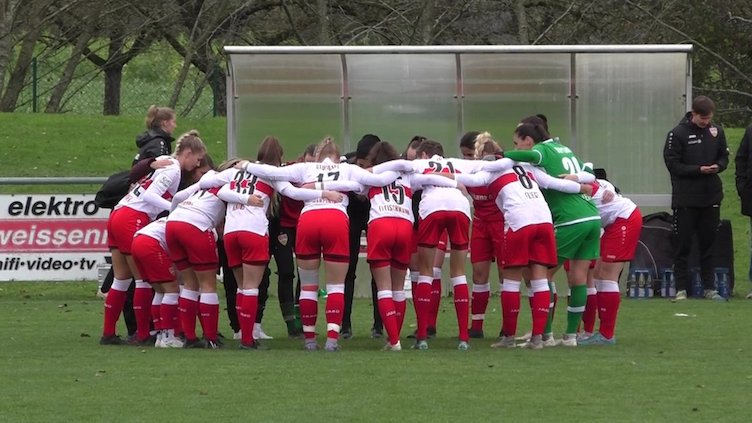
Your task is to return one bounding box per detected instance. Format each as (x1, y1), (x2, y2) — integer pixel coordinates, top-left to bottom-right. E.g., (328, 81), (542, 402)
(689, 219), (735, 292)
(94, 170), (131, 209)
(630, 212), (675, 277)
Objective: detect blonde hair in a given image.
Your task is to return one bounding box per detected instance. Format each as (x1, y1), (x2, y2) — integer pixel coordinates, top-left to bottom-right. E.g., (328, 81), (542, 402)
(474, 132), (502, 159)
(218, 158), (241, 172)
(314, 137), (340, 162)
(174, 130), (206, 156)
(145, 105), (175, 130)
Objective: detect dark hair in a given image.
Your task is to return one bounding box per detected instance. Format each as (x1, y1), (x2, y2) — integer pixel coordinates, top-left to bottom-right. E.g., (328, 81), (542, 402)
(416, 140), (443, 158)
(520, 115), (549, 132)
(594, 168), (608, 180)
(297, 144), (317, 162)
(402, 136), (426, 157)
(460, 131), (481, 150)
(692, 96), (715, 116)
(200, 153), (214, 170)
(366, 141), (400, 166)
(514, 123), (550, 143)
(257, 136), (284, 166)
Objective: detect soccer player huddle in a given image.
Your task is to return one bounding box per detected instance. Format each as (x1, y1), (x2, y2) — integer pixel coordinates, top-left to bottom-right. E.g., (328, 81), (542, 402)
(100, 113), (642, 352)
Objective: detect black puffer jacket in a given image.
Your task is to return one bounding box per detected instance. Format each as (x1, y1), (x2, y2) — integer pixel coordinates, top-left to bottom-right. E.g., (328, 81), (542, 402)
(735, 125), (752, 216)
(132, 128), (174, 166)
(663, 112), (729, 208)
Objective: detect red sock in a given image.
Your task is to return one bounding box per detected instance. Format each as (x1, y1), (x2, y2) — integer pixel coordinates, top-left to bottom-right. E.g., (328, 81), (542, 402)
(528, 292), (534, 310)
(179, 290), (199, 340)
(597, 280), (621, 339)
(160, 296), (178, 332)
(530, 280), (550, 336)
(151, 300), (161, 333)
(583, 288), (598, 334)
(470, 284), (490, 332)
(199, 293), (220, 342)
(452, 277), (470, 342)
(377, 291), (400, 345)
(173, 301), (184, 336)
(394, 296), (407, 334)
(102, 279), (131, 337)
(428, 278), (442, 329)
(299, 289), (318, 340)
(239, 290), (258, 345)
(133, 281), (153, 340)
(325, 286), (345, 340)
(235, 289), (242, 331)
(501, 279), (521, 337)
(415, 276), (433, 339)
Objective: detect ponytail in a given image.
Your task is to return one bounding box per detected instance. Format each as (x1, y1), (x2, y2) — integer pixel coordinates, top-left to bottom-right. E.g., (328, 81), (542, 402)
(145, 105), (176, 131)
(314, 137), (340, 162)
(473, 132), (502, 159)
(174, 130), (206, 156)
(514, 123), (550, 144)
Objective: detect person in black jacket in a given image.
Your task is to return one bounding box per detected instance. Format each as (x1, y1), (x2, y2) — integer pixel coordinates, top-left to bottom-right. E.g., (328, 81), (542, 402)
(132, 105), (177, 166)
(663, 96), (729, 301)
(341, 134), (383, 339)
(734, 124), (752, 299)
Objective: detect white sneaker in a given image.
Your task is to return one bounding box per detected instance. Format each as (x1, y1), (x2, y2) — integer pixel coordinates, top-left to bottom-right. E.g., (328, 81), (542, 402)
(233, 331), (242, 340)
(383, 341), (402, 352)
(96, 288), (107, 300)
(154, 332), (164, 348)
(516, 331), (532, 342)
(253, 323), (274, 340)
(746, 289), (752, 300)
(556, 333), (578, 347)
(542, 333), (557, 347)
(158, 336), (185, 348)
(578, 331), (594, 341)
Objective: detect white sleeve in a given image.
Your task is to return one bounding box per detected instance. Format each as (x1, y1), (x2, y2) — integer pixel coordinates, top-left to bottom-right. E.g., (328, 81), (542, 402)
(454, 171), (492, 188)
(320, 180), (365, 192)
(347, 164), (400, 186)
(143, 168), (178, 212)
(274, 181), (325, 202)
(217, 184), (251, 205)
(478, 158), (515, 173)
(410, 173), (458, 190)
(198, 169), (235, 189)
(242, 162), (305, 182)
(170, 182), (201, 212)
(532, 167), (582, 194)
(574, 171), (596, 183)
(372, 160), (415, 174)
(449, 158), (485, 174)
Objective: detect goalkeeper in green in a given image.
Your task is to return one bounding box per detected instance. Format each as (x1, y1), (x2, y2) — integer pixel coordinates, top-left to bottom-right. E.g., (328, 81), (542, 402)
(504, 122), (600, 347)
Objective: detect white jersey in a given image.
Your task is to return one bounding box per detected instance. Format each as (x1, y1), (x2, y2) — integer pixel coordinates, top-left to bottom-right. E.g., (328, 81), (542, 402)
(592, 179), (638, 228)
(200, 168), (332, 237)
(365, 173), (458, 224)
(116, 157), (181, 220)
(241, 158), (402, 218)
(134, 217), (168, 250)
(455, 159), (583, 231)
(168, 183), (226, 232)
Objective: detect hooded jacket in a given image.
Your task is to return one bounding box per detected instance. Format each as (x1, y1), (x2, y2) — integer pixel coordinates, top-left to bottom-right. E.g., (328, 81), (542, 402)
(132, 128), (174, 166)
(663, 112), (728, 208)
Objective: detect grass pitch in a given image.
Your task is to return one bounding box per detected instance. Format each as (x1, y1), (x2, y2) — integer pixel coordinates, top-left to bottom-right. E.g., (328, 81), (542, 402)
(1, 282), (751, 423)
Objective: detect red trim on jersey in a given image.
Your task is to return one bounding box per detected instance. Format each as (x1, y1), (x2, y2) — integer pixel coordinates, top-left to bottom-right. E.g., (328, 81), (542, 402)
(590, 182), (599, 196)
(208, 187), (221, 196)
(255, 181), (274, 197)
(368, 186), (381, 200)
(489, 171), (535, 192)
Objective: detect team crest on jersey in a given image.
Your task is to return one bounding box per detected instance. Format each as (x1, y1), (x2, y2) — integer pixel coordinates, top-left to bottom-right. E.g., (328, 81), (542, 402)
(709, 127), (718, 137)
(278, 233), (288, 246)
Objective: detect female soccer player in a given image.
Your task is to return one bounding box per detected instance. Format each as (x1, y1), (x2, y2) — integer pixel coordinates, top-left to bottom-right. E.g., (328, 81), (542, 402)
(100, 130), (206, 345)
(442, 142), (594, 349)
(460, 131), (506, 338)
(237, 137), (404, 351)
(577, 172), (641, 345)
(199, 137), (350, 350)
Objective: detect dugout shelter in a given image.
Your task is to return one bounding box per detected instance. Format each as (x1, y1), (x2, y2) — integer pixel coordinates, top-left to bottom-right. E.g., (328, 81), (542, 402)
(223, 45), (693, 209)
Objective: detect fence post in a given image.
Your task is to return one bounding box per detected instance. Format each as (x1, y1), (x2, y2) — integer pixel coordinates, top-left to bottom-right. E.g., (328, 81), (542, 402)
(32, 57), (38, 113)
(212, 63), (219, 117)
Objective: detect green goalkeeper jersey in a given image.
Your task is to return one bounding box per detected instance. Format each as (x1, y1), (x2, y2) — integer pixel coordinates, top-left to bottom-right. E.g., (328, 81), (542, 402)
(504, 139), (599, 227)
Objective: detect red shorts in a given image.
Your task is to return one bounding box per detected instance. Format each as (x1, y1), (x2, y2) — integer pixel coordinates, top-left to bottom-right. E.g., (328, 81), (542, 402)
(367, 217), (413, 270)
(601, 208), (642, 262)
(107, 207), (149, 255)
(296, 210), (349, 262)
(411, 228), (419, 254)
(563, 259), (597, 271)
(224, 231), (270, 268)
(131, 234), (176, 283)
(418, 211), (470, 250)
(412, 226), (447, 253)
(470, 219), (505, 264)
(501, 223), (557, 268)
(165, 221), (218, 272)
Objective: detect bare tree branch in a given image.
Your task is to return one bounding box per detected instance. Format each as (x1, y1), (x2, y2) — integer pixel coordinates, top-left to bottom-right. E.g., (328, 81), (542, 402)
(694, 87), (752, 100)
(281, 0), (307, 45)
(532, 0), (576, 45)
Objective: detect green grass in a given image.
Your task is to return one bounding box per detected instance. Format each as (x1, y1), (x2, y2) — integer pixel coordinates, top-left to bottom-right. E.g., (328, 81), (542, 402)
(0, 283), (751, 423)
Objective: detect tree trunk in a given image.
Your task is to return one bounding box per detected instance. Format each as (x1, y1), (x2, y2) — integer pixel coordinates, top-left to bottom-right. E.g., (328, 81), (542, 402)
(317, 0), (330, 45)
(45, 2), (104, 113)
(421, 0), (435, 45)
(0, 0), (23, 98)
(103, 64), (122, 115)
(0, 25), (42, 112)
(516, 0), (529, 44)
